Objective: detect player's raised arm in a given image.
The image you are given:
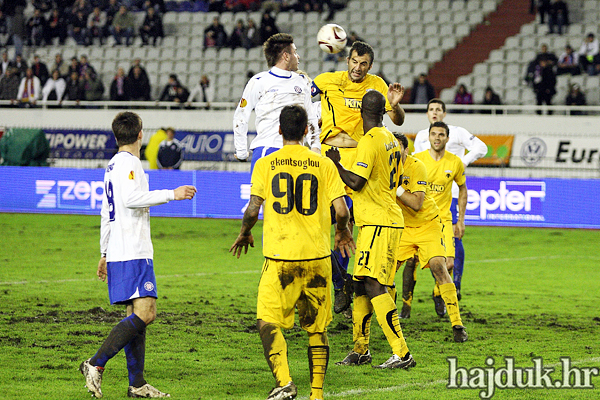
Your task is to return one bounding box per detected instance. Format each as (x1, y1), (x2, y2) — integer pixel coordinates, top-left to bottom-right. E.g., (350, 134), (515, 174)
(386, 82), (406, 126)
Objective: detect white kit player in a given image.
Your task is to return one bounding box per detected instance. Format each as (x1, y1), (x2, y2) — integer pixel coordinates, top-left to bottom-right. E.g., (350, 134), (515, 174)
(233, 33), (320, 172)
(80, 111), (196, 399)
(412, 98), (487, 303)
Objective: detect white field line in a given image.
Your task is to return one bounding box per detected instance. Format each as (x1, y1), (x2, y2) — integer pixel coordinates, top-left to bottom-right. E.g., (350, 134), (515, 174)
(1, 255), (599, 286)
(298, 357), (600, 399)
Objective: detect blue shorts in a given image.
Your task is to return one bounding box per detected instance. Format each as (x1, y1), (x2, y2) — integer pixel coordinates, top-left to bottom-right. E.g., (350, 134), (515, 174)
(107, 259), (158, 305)
(250, 146), (280, 175)
(451, 198), (458, 225)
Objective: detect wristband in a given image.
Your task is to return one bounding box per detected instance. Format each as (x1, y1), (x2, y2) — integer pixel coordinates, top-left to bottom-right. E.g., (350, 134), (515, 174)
(396, 186), (405, 197)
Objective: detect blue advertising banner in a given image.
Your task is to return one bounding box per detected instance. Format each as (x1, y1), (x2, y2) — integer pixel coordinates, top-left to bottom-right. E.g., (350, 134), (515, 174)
(45, 129), (117, 160)
(0, 168), (598, 229)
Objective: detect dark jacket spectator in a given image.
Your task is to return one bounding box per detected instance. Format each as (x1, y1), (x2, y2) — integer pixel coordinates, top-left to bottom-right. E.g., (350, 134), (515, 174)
(533, 58), (556, 113)
(128, 59), (149, 83)
(204, 16), (227, 48)
(128, 65), (151, 100)
(228, 19), (245, 49)
(548, 0), (568, 35)
(482, 86), (502, 114)
(26, 8), (46, 46)
(69, 10), (88, 45)
(109, 68), (131, 101)
(31, 56), (50, 86)
(12, 55), (28, 79)
(159, 74), (182, 101)
(0, 67), (21, 101)
(565, 83), (586, 115)
(259, 12), (278, 44)
(65, 71), (84, 101)
(410, 73), (435, 104)
(140, 7), (163, 46)
(243, 18), (260, 49)
(45, 8), (68, 45)
(453, 84), (473, 105)
(82, 71), (104, 101)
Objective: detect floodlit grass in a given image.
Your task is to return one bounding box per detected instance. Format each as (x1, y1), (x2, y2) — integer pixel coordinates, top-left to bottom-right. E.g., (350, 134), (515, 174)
(1, 213), (599, 399)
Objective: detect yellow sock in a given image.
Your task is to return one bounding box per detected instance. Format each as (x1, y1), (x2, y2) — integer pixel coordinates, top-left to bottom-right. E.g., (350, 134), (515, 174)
(388, 286), (397, 303)
(433, 281), (441, 297)
(259, 323), (291, 387)
(440, 282), (463, 327)
(371, 293), (409, 358)
(351, 294), (373, 355)
(308, 333), (328, 400)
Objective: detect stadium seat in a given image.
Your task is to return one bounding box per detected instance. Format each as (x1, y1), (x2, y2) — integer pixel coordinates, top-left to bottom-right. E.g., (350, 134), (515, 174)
(428, 48), (443, 62)
(162, 48), (176, 60)
(473, 63), (488, 75)
(439, 87), (454, 103)
(488, 49), (505, 63)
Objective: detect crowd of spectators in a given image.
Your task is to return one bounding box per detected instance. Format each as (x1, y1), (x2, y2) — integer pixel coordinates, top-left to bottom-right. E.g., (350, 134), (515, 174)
(203, 11), (276, 50)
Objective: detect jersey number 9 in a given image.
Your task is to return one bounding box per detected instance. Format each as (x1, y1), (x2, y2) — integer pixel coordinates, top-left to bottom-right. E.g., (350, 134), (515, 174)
(271, 172), (318, 216)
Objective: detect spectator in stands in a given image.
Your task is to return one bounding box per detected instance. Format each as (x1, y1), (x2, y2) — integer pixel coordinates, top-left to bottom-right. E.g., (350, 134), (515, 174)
(17, 67), (42, 107)
(26, 8), (46, 47)
(525, 43), (557, 85)
(78, 55), (96, 77)
(110, 5), (135, 46)
(128, 58), (149, 82)
(12, 54), (27, 79)
(45, 8), (68, 45)
(565, 83), (586, 115)
(1, 0), (26, 56)
(453, 84), (473, 112)
(157, 127), (184, 170)
(31, 55), (49, 86)
(142, 0), (166, 15)
(481, 86), (502, 114)
(0, 67), (20, 103)
(410, 73), (435, 104)
(346, 31), (364, 49)
(224, 0), (260, 12)
(159, 73), (182, 102)
(557, 45), (580, 75)
(140, 6), (163, 46)
(33, 0), (53, 14)
(259, 11), (279, 44)
(110, 67), (131, 101)
(174, 85), (190, 105)
(69, 10), (88, 45)
(532, 58), (556, 114)
(243, 18), (260, 49)
(204, 16), (227, 49)
(87, 6), (106, 45)
(537, 0), (550, 24)
(1, 51), (10, 77)
(103, 0), (120, 40)
(71, 0), (92, 19)
(68, 57), (80, 77)
(548, 0), (568, 35)
(128, 65), (151, 101)
(187, 75), (214, 109)
(208, 0), (225, 12)
(82, 70), (104, 100)
(52, 53), (70, 78)
(578, 33), (599, 75)
(42, 69), (66, 102)
(228, 19), (245, 49)
(65, 71), (84, 102)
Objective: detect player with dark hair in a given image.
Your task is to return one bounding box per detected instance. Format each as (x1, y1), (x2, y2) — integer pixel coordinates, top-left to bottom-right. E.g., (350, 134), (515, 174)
(393, 132), (467, 342)
(231, 105), (354, 400)
(312, 40), (407, 314)
(408, 99), (486, 317)
(233, 33), (320, 173)
(326, 91), (415, 369)
(80, 111), (196, 398)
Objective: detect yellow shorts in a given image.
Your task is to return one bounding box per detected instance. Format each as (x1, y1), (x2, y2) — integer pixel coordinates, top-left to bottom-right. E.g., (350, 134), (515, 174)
(353, 225), (403, 287)
(443, 219), (455, 258)
(397, 217), (446, 269)
(257, 257), (332, 333)
(321, 143), (357, 196)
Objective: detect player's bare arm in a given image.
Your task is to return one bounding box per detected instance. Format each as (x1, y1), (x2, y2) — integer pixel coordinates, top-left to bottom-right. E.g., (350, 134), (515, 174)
(332, 196), (356, 258)
(397, 190), (425, 212)
(454, 183), (467, 239)
(97, 257), (107, 282)
(325, 147), (367, 191)
(386, 83), (406, 126)
(230, 195), (264, 258)
(173, 185), (197, 200)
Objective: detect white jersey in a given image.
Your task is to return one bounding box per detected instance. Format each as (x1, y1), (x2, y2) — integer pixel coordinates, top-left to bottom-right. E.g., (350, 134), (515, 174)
(233, 66), (320, 160)
(414, 125), (487, 198)
(100, 152), (174, 262)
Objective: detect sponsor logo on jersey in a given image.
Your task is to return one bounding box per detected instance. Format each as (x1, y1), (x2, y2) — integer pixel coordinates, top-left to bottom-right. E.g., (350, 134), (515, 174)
(417, 180), (427, 185)
(344, 98), (362, 109)
(239, 98), (247, 108)
(144, 282), (155, 291)
(294, 86), (302, 93)
(129, 171), (135, 180)
(357, 162), (368, 168)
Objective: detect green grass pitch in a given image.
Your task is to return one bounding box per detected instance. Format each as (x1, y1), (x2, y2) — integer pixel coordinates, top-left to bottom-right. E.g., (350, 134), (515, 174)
(0, 213), (599, 399)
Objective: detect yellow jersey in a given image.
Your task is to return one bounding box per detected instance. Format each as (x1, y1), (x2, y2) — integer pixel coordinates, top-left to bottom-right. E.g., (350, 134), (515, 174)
(413, 150), (465, 222)
(350, 126), (404, 228)
(251, 145), (346, 260)
(312, 71), (391, 143)
(396, 155), (440, 227)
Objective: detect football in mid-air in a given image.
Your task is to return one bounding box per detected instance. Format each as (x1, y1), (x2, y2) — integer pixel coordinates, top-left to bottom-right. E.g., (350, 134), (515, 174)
(317, 24), (347, 54)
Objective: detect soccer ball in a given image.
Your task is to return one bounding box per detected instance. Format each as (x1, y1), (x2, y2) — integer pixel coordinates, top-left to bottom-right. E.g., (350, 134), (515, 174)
(317, 24), (347, 54)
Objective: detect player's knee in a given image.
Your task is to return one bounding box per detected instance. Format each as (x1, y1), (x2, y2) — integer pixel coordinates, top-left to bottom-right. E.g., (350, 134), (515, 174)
(430, 258), (451, 284)
(446, 258), (455, 271)
(354, 279), (367, 297)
